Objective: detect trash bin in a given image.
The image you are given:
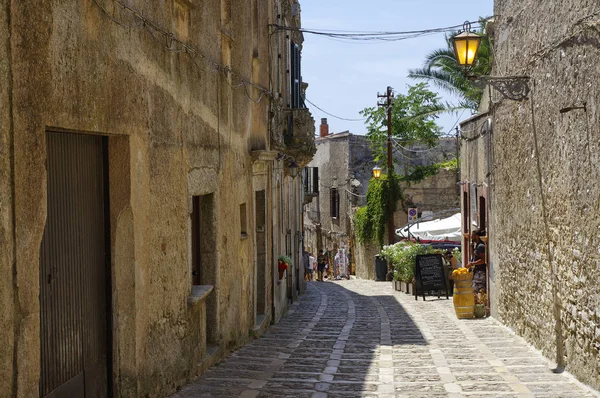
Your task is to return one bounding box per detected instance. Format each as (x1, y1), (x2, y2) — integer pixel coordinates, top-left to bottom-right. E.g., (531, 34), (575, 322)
(375, 255), (387, 281)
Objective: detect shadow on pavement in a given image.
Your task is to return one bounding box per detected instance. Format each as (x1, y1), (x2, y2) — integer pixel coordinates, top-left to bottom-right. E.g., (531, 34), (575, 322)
(172, 281), (430, 397)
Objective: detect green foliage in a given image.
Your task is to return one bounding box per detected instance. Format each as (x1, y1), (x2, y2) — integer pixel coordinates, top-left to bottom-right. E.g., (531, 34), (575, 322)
(354, 172), (403, 247)
(400, 157), (458, 184)
(360, 83), (443, 166)
(277, 254), (292, 265)
(381, 242), (437, 282)
(408, 17), (493, 113)
(354, 206), (372, 244)
(452, 247), (462, 262)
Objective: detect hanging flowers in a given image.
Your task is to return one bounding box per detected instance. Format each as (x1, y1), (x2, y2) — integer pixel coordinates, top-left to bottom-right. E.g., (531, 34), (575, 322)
(277, 255), (292, 271)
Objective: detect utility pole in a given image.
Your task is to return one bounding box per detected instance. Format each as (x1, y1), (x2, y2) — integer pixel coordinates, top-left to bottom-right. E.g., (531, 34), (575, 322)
(455, 126), (460, 194)
(378, 86), (395, 246)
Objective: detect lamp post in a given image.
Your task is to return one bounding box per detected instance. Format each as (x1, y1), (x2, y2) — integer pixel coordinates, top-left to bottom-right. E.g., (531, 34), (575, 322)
(287, 160), (299, 179)
(451, 21), (530, 101)
(372, 166), (382, 180)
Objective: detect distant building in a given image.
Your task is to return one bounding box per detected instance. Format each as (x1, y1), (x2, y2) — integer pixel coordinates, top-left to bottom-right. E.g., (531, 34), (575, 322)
(303, 119), (459, 279)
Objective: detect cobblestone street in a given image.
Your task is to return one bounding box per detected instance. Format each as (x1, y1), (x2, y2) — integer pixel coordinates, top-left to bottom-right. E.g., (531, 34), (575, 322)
(172, 280), (599, 398)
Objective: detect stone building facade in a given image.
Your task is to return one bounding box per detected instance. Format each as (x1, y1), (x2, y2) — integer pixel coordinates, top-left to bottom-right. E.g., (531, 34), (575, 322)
(0, 1), (314, 397)
(461, 1), (600, 390)
(304, 119), (459, 279)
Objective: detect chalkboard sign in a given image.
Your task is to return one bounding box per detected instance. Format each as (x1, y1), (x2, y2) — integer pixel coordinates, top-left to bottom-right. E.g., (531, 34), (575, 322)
(415, 254), (449, 301)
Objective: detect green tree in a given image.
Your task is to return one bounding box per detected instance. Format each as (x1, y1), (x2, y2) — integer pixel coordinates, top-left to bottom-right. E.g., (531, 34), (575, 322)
(360, 82), (444, 166)
(408, 18), (492, 112)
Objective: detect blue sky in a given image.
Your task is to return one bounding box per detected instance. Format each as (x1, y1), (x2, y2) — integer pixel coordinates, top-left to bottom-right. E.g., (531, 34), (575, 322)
(300, 0), (493, 136)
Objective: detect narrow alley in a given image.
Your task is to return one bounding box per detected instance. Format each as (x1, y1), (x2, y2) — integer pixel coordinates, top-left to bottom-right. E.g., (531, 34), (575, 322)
(172, 280), (598, 398)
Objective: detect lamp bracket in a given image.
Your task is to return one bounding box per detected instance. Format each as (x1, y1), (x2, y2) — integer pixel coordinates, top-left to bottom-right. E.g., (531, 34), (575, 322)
(472, 75), (531, 101)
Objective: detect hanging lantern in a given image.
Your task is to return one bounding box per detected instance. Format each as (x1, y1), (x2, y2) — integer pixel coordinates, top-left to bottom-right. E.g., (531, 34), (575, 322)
(451, 21), (482, 67)
(372, 166), (382, 179)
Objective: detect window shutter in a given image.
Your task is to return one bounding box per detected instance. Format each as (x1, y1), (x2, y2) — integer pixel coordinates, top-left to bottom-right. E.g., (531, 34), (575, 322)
(303, 168), (309, 193)
(313, 167), (319, 193)
(290, 42), (301, 108)
(330, 188), (339, 219)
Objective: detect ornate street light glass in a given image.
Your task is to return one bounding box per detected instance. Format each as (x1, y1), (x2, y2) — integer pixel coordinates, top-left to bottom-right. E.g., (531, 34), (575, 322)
(451, 21), (482, 67)
(372, 166), (382, 179)
(288, 160), (299, 178)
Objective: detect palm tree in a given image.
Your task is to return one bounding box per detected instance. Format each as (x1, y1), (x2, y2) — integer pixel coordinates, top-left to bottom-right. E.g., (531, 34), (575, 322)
(408, 19), (492, 112)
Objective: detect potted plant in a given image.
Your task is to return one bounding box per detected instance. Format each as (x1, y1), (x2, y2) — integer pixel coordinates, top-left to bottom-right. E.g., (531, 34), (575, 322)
(277, 255), (291, 281)
(474, 289), (487, 318)
(392, 270), (402, 291)
(381, 242), (435, 295)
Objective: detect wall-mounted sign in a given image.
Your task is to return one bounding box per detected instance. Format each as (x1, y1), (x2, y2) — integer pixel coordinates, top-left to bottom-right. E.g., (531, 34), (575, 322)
(408, 208), (418, 222)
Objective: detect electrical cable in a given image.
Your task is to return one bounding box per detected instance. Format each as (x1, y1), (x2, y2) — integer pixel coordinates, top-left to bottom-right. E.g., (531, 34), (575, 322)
(305, 98), (367, 122)
(271, 21), (483, 42)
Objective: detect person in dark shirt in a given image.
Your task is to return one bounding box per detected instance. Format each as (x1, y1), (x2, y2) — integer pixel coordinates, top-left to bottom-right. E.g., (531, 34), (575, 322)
(316, 250), (327, 282)
(468, 230), (486, 294)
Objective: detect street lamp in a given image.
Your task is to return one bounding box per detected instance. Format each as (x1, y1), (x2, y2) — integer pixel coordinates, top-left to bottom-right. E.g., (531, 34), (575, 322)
(372, 166), (382, 179)
(450, 21), (530, 101)
(287, 160), (299, 179)
(451, 22), (482, 67)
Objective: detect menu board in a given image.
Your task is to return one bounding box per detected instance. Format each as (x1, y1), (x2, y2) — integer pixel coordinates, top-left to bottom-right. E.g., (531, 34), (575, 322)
(415, 254), (449, 301)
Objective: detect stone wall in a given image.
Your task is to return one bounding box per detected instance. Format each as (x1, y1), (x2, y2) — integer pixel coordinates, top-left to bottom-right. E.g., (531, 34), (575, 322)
(401, 167), (460, 216)
(354, 240), (379, 281)
(0, 2), (14, 396)
(479, 0), (600, 389)
(0, 1), (309, 397)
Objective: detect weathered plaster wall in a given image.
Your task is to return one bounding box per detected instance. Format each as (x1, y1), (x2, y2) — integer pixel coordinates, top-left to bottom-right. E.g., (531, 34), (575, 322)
(489, 0), (600, 389)
(354, 240), (378, 281)
(2, 1), (289, 397)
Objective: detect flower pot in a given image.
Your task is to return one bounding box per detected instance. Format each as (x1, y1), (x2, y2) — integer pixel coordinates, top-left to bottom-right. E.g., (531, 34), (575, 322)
(400, 281), (407, 292)
(407, 282), (413, 295)
(474, 304), (486, 319)
(278, 268), (286, 280)
(394, 280), (402, 291)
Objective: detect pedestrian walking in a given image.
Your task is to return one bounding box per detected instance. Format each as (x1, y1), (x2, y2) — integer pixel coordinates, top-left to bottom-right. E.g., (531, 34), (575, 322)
(307, 252), (316, 281)
(317, 249), (327, 281)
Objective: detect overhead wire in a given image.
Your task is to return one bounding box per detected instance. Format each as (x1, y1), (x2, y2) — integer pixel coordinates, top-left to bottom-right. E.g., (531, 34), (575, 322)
(271, 21), (483, 42)
(305, 98), (367, 122)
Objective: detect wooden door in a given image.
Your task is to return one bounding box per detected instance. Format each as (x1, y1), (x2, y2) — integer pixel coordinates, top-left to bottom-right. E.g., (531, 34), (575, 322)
(39, 132), (110, 398)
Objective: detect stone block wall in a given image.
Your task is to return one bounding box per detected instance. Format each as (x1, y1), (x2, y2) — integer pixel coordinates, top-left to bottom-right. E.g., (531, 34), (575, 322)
(487, 0), (600, 389)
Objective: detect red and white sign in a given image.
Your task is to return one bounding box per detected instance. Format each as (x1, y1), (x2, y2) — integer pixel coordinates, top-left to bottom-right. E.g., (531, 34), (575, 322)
(408, 208), (418, 222)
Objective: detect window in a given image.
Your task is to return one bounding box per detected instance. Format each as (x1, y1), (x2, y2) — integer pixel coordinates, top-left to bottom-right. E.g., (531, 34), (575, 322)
(330, 188), (340, 219)
(240, 203), (248, 238)
(303, 167), (319, 194)
(290, 41), (301, 108)
(191, 194), (216, 286)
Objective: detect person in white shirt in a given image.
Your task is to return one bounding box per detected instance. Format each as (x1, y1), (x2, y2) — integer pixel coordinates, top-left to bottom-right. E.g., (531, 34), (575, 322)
(307, 252), (316, 282)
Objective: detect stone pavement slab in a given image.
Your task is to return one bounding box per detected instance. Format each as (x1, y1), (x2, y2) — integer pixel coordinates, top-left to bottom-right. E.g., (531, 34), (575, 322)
(171, 280), (600, 398)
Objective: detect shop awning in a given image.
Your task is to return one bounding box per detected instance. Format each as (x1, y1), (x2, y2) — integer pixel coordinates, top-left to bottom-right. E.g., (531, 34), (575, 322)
(396, 213), (462, 242)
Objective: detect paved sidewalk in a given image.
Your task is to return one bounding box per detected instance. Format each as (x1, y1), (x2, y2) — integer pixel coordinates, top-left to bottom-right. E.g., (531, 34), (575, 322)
(171, 280), (599, 398)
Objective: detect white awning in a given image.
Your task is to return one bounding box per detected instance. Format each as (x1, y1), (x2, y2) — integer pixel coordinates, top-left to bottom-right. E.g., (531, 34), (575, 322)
(396, 213), (462, 242)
